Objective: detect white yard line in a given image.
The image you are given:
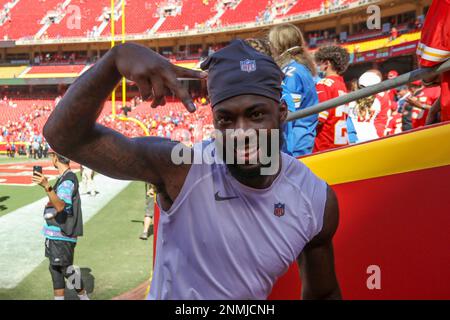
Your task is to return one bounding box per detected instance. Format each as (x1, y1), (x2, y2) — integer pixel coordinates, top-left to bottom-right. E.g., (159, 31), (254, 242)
(0, 175), (131, 289)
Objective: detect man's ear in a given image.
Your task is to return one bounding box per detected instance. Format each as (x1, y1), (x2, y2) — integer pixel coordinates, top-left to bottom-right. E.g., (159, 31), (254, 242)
(279, 101), (288, 123)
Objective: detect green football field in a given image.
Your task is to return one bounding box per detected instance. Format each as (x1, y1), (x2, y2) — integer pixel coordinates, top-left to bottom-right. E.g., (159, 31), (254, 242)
(0, 157), (154, 300)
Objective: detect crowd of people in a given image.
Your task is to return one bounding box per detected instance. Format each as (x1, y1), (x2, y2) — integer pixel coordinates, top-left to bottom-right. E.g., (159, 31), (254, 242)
(95, 96), (214, 144)
(0, 98), (53, 158)
(0, 95), (216, 157)
(251, 23), (443, 157)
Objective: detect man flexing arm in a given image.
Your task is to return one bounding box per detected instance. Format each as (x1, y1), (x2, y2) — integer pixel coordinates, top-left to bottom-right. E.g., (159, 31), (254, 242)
(44, 43), (207, 210)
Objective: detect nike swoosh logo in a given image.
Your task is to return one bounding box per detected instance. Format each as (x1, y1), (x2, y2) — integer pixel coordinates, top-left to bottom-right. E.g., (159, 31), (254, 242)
(214, 191), (239, 201)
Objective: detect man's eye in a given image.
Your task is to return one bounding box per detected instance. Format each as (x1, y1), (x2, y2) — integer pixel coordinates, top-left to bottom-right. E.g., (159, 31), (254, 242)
(251, 112), (263, 120)
(217, 117), (231, 125)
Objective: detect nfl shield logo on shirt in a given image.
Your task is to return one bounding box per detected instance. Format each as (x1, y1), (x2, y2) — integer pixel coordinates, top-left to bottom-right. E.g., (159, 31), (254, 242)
(240, 59), (256, 73)
(274, 203), (285, 217)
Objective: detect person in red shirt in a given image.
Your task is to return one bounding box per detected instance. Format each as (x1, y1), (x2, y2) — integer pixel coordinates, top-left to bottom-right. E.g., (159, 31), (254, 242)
(313, 45), (350, 152)
(366, 69), (397, 138)
(386, 110), (403, 135)
(416, 0), (450, 123)
(387, 70), (399, 102)
(374, 90), (396, 137)
(407, 84), (441, 128)
(390, 27), (398, 41)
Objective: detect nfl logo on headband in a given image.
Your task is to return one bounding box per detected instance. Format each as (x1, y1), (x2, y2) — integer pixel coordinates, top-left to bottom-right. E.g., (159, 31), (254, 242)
(240, 59), (256, 73)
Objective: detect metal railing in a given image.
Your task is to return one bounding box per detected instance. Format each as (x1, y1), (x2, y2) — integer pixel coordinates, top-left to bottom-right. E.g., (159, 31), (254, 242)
(287, 59), (450, 122)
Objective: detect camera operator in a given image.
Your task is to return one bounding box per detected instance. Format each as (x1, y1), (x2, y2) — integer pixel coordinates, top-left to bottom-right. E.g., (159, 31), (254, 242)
(32, 151), (89, 300)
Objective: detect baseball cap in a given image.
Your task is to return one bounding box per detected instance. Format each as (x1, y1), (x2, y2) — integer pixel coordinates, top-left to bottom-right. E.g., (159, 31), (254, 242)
(48, 150), (70, 164)
(200, 39), (284, 108)
(358, 71), (382, 88)
(409, 80), (422, 87)
(396, 85), (408, 91)
(388, 70), (399, 79)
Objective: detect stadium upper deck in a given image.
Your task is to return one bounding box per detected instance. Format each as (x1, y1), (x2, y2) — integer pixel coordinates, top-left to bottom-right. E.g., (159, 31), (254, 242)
(0, 0), (364, 42)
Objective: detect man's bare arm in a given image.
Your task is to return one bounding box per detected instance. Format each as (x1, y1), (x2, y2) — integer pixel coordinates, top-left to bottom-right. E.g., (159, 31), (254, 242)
(44, 43), (206, 202)
(297, 186), (341, 300)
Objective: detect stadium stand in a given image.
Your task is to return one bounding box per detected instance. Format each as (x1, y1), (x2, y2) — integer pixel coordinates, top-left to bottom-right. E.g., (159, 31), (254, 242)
(0, 65), (26, 78)
(102, 0), (160, 36)
(0, 61), (200, 79)
(158, 0), (218, 32)
(0, 99), (53, 138)
(220, 0), (270, 25)
(45, 0), (111, 39)
(0, 0), (61, 40)
(1, 99), (213, 142)
(286, 0), (358, 16)
(20, 65), (86, 78)
(286, 0), (323, 15)
(343, 31), (420, 53)
(0, 0), (413, 41)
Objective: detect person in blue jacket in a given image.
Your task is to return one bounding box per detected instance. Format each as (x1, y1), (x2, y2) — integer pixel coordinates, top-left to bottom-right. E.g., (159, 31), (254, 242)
(269, 24), (319, 157)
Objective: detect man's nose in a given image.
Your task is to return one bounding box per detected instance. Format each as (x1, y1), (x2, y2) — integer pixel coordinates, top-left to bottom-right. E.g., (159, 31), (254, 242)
(234, 117), (251, 131)
(230, 127), (258, 143)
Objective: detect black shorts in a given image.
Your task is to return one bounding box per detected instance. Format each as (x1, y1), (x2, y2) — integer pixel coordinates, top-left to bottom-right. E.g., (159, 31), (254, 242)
(45, 239), (76, 266)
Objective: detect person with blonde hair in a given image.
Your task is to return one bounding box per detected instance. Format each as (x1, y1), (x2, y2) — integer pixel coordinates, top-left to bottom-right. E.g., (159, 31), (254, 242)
(347, 71), (382, 143)
(268, 23), (319, 156)
(244, 38), (272, 56)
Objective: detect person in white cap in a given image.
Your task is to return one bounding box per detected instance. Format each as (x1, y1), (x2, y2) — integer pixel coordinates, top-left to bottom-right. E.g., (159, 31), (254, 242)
(347, 71), (382, 143)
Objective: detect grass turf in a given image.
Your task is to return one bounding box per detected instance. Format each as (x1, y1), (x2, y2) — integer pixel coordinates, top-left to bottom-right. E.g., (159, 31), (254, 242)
(0, 155), (41, 164)
(0, 181), (154, 300)
(0, 156), (49, 217)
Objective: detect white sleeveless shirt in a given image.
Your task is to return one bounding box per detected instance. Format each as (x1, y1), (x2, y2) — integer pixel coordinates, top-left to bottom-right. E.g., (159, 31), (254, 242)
(149, 142), (328, 300)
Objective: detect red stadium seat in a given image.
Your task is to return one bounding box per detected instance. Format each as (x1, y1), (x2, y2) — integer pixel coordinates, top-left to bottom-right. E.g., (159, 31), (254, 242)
(0, 0), (61, 40)
(158, 0), (217, 33)
(102, 0), (160, 36)
(286, 0), (324, 16)
(45, 0), (110, 39)
(220, 0), (270, 26)
(0, 0), (377, 40)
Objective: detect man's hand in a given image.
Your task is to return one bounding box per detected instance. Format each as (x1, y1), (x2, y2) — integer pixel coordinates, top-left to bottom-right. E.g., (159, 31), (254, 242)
(114, 43), (208, 111)
(405, 96), (419, 106)
(406, 96), (429, 110)
(32, 172), (50, 190)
